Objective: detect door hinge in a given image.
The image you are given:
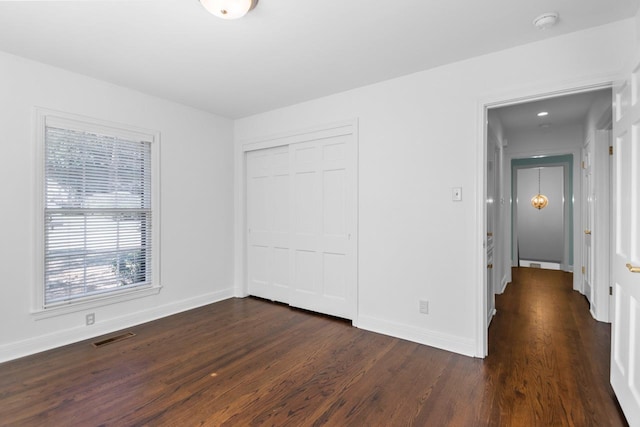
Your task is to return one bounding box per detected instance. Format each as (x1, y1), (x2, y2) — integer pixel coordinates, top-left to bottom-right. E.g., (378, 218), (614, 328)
(581, 266), (585, 274)
(609, 286), (613, 296)
(609, 146), (613, 156)
(581, 161), (586, 169)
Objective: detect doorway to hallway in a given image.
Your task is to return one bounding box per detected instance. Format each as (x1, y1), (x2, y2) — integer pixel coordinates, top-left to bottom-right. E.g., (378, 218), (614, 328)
(482, 86), (613, 356)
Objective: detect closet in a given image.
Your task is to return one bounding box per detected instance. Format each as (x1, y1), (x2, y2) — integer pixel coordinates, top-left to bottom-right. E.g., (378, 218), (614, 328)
(245, 122), (357, 320)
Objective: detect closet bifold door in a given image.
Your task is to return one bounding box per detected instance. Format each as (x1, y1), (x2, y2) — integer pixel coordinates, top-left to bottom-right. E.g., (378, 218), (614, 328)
(289, 135), (354, 320)
(246, 146), (291, 304)
(245, 122), (356, 321)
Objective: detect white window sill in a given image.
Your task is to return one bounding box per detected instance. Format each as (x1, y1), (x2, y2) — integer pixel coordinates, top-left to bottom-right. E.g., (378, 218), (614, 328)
(31, 285), (162, 320)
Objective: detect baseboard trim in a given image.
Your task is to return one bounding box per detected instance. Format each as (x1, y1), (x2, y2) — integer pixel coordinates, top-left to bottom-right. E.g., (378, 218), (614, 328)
(499, 276), (509, 294)
(356, 315), (476, 357)
(0, 288), (235, 363)
(487, 308), (497, 326)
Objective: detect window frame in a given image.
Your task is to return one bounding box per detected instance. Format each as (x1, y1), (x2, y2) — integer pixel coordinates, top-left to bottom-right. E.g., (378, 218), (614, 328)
(33, 108), (161, 318)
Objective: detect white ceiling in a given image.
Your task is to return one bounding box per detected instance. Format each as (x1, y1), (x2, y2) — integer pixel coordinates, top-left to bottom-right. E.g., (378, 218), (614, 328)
(0, 0), (637, 119)
(491, 89), (612, 135)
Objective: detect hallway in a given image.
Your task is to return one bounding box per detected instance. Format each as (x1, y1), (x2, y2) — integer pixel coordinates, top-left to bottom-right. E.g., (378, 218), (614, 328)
(487, 267), (626, 425)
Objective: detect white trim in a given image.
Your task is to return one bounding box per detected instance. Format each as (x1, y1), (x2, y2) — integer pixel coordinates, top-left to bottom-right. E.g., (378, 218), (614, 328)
(33, 107), (162, 313)
(487, 308), (497, 327)
(499, 276), (509, 294)
(476, 104), (488, 357)
(1, 289), (234, 364)
(358, 315), (476, 357)
(45, 115), (154, 143)
(238, 120), (357, 151)
(476, 73), (620, 358)
(35, 107), (160, 142)
(591, 129), (612, 323)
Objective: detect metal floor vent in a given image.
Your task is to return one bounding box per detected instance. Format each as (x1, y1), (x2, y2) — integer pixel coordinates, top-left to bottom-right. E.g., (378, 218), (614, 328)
(92, 332), (136, 348)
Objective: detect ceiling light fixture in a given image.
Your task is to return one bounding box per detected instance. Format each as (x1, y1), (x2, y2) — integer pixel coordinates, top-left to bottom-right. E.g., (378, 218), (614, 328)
(531, 168), (548, 210)
(533, 12), (559, 30)
(537, 111), (549, 117)
(200, 0), (258, 20)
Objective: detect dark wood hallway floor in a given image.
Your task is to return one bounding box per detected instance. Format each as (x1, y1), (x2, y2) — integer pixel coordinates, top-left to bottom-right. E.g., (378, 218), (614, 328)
(487, 267), (626, 426)
(0, 268), (628, 426)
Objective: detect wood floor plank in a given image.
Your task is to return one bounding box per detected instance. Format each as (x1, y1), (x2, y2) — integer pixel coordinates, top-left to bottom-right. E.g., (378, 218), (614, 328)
(0, 268), (629, 426)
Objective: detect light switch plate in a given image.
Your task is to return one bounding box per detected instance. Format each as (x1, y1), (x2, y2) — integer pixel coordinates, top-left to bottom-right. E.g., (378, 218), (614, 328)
(452, 187), (462, 201)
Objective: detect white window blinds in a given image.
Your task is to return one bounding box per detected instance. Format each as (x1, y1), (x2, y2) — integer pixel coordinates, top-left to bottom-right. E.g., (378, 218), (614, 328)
(44, 123), (152, 306)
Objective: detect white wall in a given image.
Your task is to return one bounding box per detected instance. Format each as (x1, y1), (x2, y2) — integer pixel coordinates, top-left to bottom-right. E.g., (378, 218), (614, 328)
(506, 124), (585, 155)
(0, 52), (235, 362)
(584, 91), (613, 138)
(235, 19), (635, 357)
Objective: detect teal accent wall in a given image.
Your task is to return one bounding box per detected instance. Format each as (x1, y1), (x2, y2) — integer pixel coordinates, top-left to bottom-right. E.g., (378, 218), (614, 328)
(511, 154), (574, 266)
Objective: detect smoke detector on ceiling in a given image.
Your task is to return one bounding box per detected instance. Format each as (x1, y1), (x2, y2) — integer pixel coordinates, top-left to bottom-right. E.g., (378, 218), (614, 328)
(533, 12), (559, 30)
(200, 0), (259, 19)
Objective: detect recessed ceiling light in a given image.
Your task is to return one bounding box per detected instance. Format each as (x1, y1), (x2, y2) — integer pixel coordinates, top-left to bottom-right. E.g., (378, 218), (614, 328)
(537, 111), (549, 117)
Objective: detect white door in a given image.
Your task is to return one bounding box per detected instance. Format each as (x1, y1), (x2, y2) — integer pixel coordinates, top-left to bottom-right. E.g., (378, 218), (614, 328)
(290, 135), (355, 319)
(245, 122), (358, 320)
(486, 145), (497, 322)
(592, 130), (612, 322)
(583, 145), (594, 304)
(246, 146), (291, 303)
(610, 62), (640, 424)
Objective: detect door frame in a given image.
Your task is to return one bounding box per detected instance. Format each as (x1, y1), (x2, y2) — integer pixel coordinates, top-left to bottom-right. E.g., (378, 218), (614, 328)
(511, 159), (573, 271)
(475, 76), (617, 357)
(234, 119), (359, 322)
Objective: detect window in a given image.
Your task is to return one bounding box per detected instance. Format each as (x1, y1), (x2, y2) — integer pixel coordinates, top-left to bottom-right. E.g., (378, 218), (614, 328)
(38, 112), (159, 310)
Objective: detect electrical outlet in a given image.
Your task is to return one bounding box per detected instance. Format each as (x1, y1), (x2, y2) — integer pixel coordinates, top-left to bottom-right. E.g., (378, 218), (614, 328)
(86, 313), (95, 326)
(419, 300), (429, 314)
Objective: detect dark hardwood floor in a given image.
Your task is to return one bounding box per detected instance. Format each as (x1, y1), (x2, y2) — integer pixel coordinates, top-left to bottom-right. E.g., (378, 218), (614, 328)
(0, 268), (628, 426)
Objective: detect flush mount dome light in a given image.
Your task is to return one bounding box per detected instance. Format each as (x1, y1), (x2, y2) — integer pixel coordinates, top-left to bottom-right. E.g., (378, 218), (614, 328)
(200, 0), (258, 19)
(537, 111), (549, 117)
(533, 12), (559, 30)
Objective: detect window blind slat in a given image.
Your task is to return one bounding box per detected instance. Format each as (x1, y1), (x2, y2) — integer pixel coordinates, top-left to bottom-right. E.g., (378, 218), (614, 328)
(44, 124), (153, 306)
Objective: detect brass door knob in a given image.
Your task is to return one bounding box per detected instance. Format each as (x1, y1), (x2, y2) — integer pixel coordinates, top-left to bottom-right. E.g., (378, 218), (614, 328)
(626, 263), (640, 273)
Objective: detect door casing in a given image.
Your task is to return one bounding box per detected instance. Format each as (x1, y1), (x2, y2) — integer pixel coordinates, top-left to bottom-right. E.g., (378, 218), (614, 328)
(477, 78), (616, 357)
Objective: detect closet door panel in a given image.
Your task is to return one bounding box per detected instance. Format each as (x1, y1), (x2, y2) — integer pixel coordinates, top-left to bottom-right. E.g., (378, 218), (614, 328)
(246, 146), (290, 303)
(290, 135), (353, 319)
(245, 123), (356, 320)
